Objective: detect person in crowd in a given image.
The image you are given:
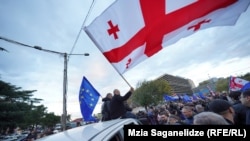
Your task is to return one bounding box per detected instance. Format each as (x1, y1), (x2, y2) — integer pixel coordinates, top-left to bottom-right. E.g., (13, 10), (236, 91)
(109, 87), (137, 119)
(124, 101), (133, 112)
(195, 104), (205, 113)
(193, 111), (229, 125)
(167, 114), (184, 125)
(157, 111), (169, 125)
(219, 91), (232, 102)
(45, 128), (54, 136)
(229, 90), (247, 125)
(208, 99), (235, 124)
(240, 89), (250, 125)
(147, 106), (158, 125)
(101, 93), (112, 121)
(157, 106), (171, 122)
(26, 128), (37, 141)
(180, 105), (195, 125)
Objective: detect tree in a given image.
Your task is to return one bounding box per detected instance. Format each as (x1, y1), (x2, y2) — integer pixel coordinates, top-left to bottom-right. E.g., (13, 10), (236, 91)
(0, 80), (37, 132)
(41, 113), (61, 128)
(0, 79), (59, 134)
(131, 79), (172, 111)
(215, 77), (230, 92)
(215, 73), (250, 92)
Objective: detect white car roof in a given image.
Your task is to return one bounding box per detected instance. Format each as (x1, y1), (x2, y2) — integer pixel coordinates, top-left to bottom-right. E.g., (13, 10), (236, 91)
(37, 118), (141, 141)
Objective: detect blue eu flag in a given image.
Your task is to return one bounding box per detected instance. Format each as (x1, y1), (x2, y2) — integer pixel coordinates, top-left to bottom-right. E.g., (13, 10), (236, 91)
(79, 76), (100, 122)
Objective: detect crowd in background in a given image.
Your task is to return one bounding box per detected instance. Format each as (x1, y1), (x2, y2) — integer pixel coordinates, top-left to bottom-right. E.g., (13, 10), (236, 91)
(101, 87), (250, 125)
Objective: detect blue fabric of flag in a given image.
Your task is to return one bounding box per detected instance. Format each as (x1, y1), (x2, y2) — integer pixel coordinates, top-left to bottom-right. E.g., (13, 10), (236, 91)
(198, 92), (206, 99)
(241, 82), (250, 92)
(192, 94), (198, 100)
(164, 94), (179, 101)
(79, 76), (100, 122)
(182, 94), (192, 103)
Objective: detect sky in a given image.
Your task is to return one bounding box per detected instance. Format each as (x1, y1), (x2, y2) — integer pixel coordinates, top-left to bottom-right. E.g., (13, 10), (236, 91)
(0, 0), (250, 120)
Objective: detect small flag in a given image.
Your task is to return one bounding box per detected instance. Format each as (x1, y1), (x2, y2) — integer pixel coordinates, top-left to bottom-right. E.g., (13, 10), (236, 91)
(198, 92), (206, 99)
(79, 76), (101, 122)
(164, 94), (178, 102)
(241, 82), (250, 92)
(182, 94), (192, 103)
(229, 76), (249, 91)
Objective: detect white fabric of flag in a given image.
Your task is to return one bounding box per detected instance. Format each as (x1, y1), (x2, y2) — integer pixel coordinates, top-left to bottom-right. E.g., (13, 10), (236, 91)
(229, 76), (249, 91)
(85, 0), (250, 74)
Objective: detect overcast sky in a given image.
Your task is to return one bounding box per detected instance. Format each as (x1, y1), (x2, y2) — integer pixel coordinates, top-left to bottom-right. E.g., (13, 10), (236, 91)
(1, 0), (250, 120)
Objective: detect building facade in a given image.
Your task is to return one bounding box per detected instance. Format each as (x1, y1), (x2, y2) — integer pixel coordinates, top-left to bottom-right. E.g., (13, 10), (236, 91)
(156, 73), (195, 95)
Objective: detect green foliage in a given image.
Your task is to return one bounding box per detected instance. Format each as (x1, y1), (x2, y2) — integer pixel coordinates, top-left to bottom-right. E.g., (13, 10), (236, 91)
(131, 79), (172, 109)
(214, 72), (250, 92)
(215, 77), (230, 92)
(198, 80), (210, 86)
(41, 113), (61, 128)
(0, 80), (60, 133)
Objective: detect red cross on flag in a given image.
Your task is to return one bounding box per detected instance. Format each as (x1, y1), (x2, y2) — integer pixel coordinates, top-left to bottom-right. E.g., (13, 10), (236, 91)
(229, 76), (249, 91)
(85, 0), (250, 74)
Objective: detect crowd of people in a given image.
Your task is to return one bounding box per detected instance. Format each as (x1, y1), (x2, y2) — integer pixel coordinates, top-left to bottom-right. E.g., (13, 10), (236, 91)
(101, 87), (250, 125)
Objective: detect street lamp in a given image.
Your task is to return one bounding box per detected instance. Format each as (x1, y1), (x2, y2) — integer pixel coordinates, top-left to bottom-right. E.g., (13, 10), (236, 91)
(34, 46), (90, 131)
(0, 36), (90, 131)
(62, 52), (89, 131)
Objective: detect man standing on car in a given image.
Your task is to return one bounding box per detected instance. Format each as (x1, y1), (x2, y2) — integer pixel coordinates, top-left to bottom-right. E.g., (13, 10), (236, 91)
(109, 87), (137, 119)
(101, 93), (112, 121)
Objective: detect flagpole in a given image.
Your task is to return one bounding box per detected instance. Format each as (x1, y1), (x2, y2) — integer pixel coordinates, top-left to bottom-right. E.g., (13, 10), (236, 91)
(83, 31), (133, 88)
(68, 0), (96, 60)
(119, 73), (132, 88)
(228, 76), (232, 92)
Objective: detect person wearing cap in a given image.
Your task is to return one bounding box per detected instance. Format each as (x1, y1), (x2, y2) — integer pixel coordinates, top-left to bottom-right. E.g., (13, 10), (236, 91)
(208, 99), (235, 125)
(240, 89), (250, 125)
(193, 111), (229, 125)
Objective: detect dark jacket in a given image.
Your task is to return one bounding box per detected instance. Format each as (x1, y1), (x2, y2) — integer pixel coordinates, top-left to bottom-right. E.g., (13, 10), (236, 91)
(232, 101), (247, 125)
(246, 108), (250, 125)
(109, 91), (132, 119)
(101, 97), (112, 121)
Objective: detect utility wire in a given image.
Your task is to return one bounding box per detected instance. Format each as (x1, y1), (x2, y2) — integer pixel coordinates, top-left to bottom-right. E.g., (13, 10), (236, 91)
(67, 0), (96, 62)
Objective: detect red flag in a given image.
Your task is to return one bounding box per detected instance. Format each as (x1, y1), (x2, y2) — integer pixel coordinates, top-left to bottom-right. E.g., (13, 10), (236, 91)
(85, 0), (250, 74)
(229, 76), (249, 91)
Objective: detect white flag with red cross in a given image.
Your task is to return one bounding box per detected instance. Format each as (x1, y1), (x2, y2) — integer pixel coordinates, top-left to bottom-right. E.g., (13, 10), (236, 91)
(84, 0), (250, 74)
(229, 76), (249, 91)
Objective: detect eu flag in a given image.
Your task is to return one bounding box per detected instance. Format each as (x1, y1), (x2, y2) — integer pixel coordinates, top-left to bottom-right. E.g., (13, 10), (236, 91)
(79, 76), (100, 122)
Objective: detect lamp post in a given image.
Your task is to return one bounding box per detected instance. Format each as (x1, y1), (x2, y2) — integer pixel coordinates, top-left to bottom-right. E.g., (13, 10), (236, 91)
(62, 52), (89, 131)
(33, 46), (89, 131)
(0, 36), (90, 131)
(62, 53), (68, 131)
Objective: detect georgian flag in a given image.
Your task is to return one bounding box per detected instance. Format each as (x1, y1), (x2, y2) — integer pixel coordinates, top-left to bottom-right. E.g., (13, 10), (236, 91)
(85, 0), (250, 74)
(229, 76), (249, 91)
